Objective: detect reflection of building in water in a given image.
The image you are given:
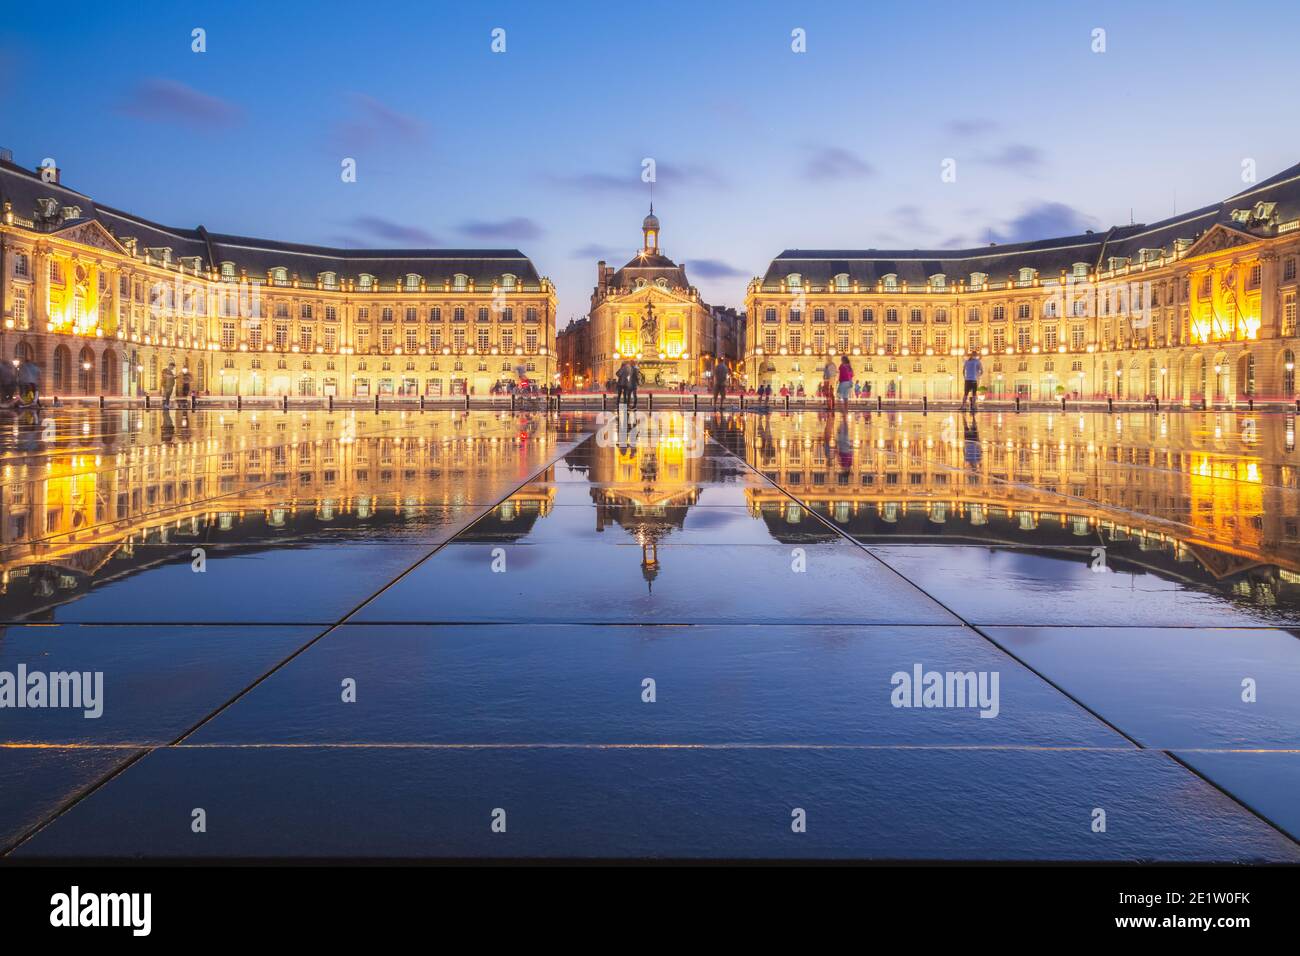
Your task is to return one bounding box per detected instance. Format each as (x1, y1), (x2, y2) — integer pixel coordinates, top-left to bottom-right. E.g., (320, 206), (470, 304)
(742, 411), (1300, 604)
(581, 417), (716, 590)
(0, 410), (557, 616)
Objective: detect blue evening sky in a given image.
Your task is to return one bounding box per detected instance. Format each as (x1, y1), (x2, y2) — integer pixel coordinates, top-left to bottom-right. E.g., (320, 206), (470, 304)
(2, 0), (1297, 322)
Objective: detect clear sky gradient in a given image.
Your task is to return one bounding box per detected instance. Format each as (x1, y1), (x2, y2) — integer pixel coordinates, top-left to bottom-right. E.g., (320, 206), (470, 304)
(2, 0), (1297, 324)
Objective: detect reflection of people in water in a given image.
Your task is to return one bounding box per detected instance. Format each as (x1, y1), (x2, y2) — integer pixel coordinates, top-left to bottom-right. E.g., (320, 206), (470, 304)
(160, 408), (175, 443)
(836, 415), (853, 473)
(963, 412), (982, 472)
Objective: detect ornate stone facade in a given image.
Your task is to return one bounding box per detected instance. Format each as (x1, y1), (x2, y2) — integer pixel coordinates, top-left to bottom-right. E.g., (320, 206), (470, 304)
(0, 159), (555, 398)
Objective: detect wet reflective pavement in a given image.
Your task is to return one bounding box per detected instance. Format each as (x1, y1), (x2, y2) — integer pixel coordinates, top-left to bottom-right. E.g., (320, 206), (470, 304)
(2, 407), (1298, 860)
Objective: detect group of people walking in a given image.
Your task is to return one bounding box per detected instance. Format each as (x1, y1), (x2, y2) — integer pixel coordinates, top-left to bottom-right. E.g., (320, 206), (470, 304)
(612, 349), (987, 413)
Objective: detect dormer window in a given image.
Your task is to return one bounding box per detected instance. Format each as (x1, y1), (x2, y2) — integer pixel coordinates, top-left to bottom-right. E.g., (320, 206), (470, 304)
(635, 278), (647, 290)
(271, 266), (289, 286)
(882, 273), (898, 291)
(220, 261), (236, 281)
(1107, 256), (1129, 272)
(969, 272), (987, 290)
(1017, 267), (1036, 286)
(1138, 248), (1161, 264)
(655, 277), (668, 290)
(930, 274), (946, 290)
(833, 273), (850, 291)
(453, 273), (468, 291)
(146, 247), (173, 266)
(404, 273), (421, 291)
(1072, 262), (1089, 279)
(786, 273), (802, 290)
(319, 271), (338, 289)
(358, 273), (374, 290)
(501, 273), (517, 290)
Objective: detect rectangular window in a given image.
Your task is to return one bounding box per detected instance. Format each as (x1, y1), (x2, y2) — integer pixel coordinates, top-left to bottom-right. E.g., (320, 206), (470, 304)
(12, 288), (27, 329)
(380, 327), (394, 351)
(300, 325), (313, 350)
(13, 252), (29, 277)
(477, 327), (490, 351)
(220, 321), (236, 350)
(274, 322), (289, 349)
(1284, 293), (1297, 336)
(501, 327), (514, 350)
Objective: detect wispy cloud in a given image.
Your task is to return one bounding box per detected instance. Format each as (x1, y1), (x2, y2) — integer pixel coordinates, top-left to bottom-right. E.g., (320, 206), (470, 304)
(976, 143), (1046, 172)
(802, 147), (874, 182)
(571, 243), (622, 260)
(990, 201), (1095, 243)
(546, 160), (725, 194)
(332, 93), (427, 152)
(687, 258), (748, 279)
(891, 204), (938, 235)
(945, 118), (998, 138)
(117, 78), (241, 128)
(458, 217), (543, 241)
(348, 215), (439, 245)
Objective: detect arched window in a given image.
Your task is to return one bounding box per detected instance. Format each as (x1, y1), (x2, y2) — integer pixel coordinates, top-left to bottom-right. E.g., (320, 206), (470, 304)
(404, 273), (420, 291)
(101, 350), (117, 393)
(358, 274), (374, 290)
(881, 274), (898, 291)
(78, 346), (95, 394)
(501, 273), (517, 290)
(929, 274), (945, 290)
(453, 273), (468, 291)
(271, 267), (289, 286)
(834, 273), (850, 291)
(52, 344), (71, 392)
(786, 273), (802, 290)
(1282, 350), (1296, 396)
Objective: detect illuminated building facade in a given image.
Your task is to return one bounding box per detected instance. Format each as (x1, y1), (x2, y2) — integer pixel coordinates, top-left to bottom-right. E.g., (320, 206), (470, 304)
(0, 156), (555, 399)
(584, 209), (715, 390)
(747, 162), (1300, 404)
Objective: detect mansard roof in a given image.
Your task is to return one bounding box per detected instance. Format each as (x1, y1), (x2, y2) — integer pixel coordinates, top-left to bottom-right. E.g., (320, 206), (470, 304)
(759, 159), (1300, 291)
(0, 158), (543, 288)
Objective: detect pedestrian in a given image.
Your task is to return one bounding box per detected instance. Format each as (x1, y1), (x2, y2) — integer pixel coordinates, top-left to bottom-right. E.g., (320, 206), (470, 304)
(161, 361), (177, 409)
(837, 354), (854, 409)
(615, 360), (632, 408)
(962, 350), (984, 412)
(711, 361), (728, 408)
(822, 356), (838, 410)
(181, 367), (192, 399)
(627, 360), (639, 410)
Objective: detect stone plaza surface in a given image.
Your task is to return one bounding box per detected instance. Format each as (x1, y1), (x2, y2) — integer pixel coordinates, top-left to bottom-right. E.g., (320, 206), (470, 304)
(0, 406), (1298, 860)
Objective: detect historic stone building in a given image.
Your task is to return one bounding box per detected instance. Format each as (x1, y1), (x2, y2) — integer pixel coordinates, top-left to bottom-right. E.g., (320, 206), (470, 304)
(747, 162), (1300, 404)
(0, 156), (555, 399)
(585, 208), (715, 389)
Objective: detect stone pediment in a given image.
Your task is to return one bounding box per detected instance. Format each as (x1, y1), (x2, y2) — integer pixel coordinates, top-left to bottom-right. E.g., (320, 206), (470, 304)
(1180, 223), (1260, 261)
(50, 218), (129, 255)
(606, 284), (695, 307)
